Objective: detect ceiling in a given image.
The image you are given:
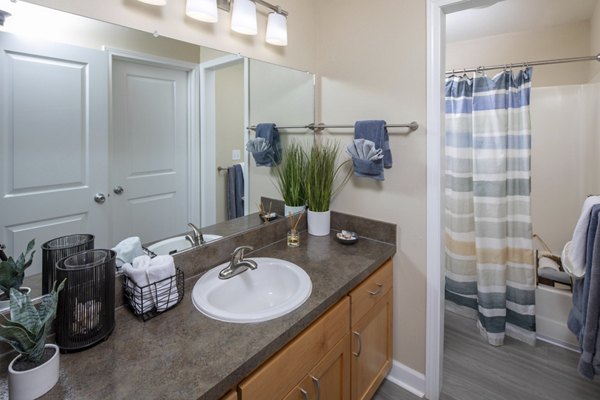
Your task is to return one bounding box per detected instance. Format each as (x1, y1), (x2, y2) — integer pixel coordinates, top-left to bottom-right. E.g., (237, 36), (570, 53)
(446, 0), (599, 43)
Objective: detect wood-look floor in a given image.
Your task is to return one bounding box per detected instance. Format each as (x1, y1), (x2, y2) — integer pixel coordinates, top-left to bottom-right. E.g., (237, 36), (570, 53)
(373, 311), (600, 400)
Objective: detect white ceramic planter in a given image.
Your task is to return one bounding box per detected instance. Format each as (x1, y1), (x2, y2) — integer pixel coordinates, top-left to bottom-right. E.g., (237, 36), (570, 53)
(284, 204), (305, 217)
(307, 210), (331, 236)
(0, 287), (31, 311)
(9, 343), (60, 400)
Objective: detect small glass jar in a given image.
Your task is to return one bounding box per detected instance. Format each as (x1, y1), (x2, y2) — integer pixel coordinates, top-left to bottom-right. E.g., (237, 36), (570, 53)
(287, 230), (300, 247)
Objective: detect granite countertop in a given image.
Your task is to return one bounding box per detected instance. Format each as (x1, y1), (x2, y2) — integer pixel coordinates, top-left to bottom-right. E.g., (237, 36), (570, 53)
(0, 230), (395, 400)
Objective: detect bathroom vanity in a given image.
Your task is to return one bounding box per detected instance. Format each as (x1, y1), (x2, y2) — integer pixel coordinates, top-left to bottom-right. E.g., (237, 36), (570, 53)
(0, 211), (396, 400)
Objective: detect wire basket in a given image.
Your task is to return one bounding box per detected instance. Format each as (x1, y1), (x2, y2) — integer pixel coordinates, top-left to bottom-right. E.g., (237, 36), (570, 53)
(123, 267), (184, 321)
(42, 234), (94, 295)
(55, 249), (116, 352)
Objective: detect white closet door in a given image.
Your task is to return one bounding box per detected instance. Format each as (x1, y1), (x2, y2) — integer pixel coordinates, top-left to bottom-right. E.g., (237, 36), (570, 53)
(0, 32), (109, 276)
(111, 59), (189, 244)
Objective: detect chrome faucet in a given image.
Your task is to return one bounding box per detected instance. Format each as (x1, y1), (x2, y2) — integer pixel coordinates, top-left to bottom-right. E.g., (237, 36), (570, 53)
(186, 223), (205, 246)
(219, 246), (258, 280)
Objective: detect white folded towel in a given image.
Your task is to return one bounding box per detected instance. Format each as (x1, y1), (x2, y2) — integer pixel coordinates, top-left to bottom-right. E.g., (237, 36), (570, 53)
(568, 196), (600, 277)
(146, 255), (178, 312)
(112, 237), (146, 268)
(123, 255), (154, 315)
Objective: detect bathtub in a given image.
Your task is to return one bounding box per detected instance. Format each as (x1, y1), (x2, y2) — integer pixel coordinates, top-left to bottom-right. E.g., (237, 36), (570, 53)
(535, 284), (578, 350)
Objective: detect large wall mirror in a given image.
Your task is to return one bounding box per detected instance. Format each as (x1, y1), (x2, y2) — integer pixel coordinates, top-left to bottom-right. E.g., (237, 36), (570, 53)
(0, 0), (315, 303)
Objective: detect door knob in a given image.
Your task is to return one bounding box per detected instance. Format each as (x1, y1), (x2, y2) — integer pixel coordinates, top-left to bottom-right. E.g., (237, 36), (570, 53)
(113, 186), (124, 195)
(94, 193), (106, 204)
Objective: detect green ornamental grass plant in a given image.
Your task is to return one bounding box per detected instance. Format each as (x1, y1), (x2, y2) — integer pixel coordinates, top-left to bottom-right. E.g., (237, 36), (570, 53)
(274, 142), (307, 207)
(305, 140), (352, 212)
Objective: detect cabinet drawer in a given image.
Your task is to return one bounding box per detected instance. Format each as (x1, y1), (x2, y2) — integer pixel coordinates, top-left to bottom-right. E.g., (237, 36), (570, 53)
(239, 297), (350, 400)
(350, 259), (393, 325)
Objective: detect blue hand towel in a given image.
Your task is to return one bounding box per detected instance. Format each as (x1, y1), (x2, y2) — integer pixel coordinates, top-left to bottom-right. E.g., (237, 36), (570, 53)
(354, 120), (392, 168)
(346, 139), (385, 181)
(227, 164), (244, 219)
(253, 123), (282, 167)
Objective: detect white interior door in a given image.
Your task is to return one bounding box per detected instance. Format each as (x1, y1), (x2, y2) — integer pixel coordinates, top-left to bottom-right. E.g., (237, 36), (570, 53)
(0, 32), (109, 277)
(111, 58), (190, 244)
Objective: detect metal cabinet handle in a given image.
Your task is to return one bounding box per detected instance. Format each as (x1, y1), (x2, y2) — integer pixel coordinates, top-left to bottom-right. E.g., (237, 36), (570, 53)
(94, 193), (106, 204)
(368, 283), (384, 296)
(311, 375), (321, 400)
(113, 185), (124, 195)
(300, 388), (309, 400)
(352, 330), (362, 357)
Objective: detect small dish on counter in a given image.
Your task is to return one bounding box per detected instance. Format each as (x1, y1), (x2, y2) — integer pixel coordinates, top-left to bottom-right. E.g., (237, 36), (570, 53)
(335, 230), (358, 245)
(260, 212), (278, 222)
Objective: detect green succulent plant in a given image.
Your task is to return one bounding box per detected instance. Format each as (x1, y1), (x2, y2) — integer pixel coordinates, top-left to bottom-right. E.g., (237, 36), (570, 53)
(0, 239), (35, 298)
(0, 280), (65, 363)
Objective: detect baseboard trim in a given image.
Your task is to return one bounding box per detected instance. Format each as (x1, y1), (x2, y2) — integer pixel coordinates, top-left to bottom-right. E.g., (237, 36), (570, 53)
(386, 360), (426, 398)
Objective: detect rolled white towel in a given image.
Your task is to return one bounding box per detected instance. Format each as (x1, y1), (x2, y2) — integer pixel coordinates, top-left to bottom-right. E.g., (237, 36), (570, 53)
(539, 256), (561, 271)
(146, 255), (178, 312)
(569, 196), (600, 277)
(561, 241), (577, 278)
(112, 236), (145, 268)
(123, 259), (154, 315)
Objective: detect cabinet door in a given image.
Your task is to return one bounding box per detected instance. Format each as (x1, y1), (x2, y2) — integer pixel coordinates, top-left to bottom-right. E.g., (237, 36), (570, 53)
(240, 298), (350, 400)
(351, 291), (393, 400)
(284, 334), (350, 400)
(221, 391), (238, 400)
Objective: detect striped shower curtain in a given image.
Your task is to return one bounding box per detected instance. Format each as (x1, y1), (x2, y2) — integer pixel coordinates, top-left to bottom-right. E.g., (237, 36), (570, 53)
(445, 68), (536, 346)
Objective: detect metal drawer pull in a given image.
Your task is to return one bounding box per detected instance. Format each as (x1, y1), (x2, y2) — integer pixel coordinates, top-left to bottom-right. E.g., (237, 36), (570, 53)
(368, 283), (384, 296)
(352, 330), (362, 357)
(300, 388), (309, 400)
(311, 375), (321, 400)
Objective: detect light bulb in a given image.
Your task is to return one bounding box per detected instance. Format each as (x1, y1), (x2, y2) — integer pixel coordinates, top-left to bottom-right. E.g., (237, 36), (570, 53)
(186, 0), (218, 23)
(231, 0), (257, 36)
(265, 12), (287, 46)
(137, 0), (168, 6)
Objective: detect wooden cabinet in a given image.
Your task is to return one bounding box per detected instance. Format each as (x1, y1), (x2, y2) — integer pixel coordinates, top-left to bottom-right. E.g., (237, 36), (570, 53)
(283, 334), (350, 400)
(239, 298), (350, 400)
(349, 260), (393, 400)
(238, 259), (392, 400)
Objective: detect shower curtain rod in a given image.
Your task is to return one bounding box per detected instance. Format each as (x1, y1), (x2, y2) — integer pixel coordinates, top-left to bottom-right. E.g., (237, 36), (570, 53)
(445, 53), (600, 75)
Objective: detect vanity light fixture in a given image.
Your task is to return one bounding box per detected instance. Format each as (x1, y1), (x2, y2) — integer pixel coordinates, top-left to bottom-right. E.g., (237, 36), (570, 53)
(230, 0), (257, 35)
(187, 0), (289, 46)
(137, 0), (168, 6)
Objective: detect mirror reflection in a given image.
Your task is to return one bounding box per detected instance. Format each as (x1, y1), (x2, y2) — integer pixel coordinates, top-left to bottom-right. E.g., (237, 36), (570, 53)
(0, 0), (315, 303)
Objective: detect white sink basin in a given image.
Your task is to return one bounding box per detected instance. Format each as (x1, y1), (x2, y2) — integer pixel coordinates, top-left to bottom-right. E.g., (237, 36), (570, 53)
(147, 234), (222, 255)
(192, 257), (312, 323)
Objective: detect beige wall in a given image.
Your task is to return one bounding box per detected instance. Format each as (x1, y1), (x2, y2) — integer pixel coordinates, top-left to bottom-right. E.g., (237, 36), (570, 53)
(215, 63), (245, 224)
(446, 21), (591, 87)
(590, 0), (600, 82)
(530, 84), (600, 253)
(27, 0), (318, 72)
(315, 0), (428, 373)
(248, 59), (315, 214)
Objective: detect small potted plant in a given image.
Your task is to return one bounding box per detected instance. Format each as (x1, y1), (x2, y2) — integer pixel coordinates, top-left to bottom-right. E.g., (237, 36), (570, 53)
(1, 280), (65, 400)
(274, 142), (308, 216)
(0, 239), (35, 309)
(305, 140), (352, 236)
